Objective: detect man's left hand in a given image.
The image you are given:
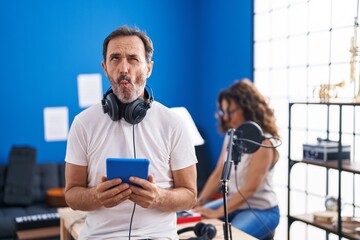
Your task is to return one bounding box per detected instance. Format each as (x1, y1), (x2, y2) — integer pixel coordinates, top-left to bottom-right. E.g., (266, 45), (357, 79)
(128, 174), (161, 208)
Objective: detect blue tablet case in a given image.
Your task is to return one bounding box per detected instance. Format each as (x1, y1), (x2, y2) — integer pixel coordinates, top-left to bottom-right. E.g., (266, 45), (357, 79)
(106, 158), (150, 186)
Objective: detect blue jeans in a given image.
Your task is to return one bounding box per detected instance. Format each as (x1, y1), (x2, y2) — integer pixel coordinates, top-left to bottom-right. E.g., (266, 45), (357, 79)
(203, 198), (280, 240)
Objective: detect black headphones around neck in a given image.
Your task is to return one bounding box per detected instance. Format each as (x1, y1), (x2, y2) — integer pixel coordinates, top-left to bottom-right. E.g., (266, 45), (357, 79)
(101, 87), (153, 124)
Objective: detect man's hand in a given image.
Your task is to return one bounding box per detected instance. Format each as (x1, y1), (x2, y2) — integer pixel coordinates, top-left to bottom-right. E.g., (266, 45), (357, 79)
(127, 165), (197, 212)
(128, 174), (161, 208)
(95, 176), (132, 208)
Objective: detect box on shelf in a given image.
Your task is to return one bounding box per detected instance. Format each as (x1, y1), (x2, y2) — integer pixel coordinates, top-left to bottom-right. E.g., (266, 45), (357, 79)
(303, 141), (350, 162)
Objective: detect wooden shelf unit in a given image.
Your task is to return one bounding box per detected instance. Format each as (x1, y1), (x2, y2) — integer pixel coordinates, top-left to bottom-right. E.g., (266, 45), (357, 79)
(289, 214), (360, 240)
(287, 101), (360, 240)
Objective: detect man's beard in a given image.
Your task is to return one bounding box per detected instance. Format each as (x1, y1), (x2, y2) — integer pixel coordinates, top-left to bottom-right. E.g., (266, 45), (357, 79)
(113, 74), (146, 103)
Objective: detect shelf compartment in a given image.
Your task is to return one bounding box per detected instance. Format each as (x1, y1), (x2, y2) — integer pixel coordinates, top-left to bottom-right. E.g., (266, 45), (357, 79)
(290, 159), (360, 174)
(288, 101), (360, 240)
(289, 214), (360, 240)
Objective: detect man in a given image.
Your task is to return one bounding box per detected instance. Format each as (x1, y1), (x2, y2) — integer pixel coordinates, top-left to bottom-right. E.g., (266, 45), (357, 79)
(64, 26), (198, 239)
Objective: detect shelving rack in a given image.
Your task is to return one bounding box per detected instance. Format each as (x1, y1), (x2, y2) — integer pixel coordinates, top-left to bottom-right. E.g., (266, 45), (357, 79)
(287, 101), (360, 240)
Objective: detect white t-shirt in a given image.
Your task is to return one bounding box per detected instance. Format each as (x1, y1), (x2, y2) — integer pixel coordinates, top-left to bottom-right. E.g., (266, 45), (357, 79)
(65, 101), (198, 239)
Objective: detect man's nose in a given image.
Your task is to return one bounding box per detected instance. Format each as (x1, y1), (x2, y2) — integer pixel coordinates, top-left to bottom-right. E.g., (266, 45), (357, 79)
(118, 59), (129, 74)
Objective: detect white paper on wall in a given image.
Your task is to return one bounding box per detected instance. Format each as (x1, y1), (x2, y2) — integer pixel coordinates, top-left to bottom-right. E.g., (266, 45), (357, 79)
(43, 107), (69, 142)
(77, 73), (103, 108)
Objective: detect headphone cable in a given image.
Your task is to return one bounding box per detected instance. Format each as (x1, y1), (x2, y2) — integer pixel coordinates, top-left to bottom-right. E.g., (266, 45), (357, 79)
(128, 123), (138, 240)
(132, 122), (137, 158)
(234, 165), (274, 240)
(234, 136), (282, 149)
(127, 101), (151, 239)
(128, 202), (137, 240)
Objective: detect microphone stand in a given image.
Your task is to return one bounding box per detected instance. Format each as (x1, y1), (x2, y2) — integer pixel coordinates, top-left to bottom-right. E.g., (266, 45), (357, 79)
(220, 129), (235, 240)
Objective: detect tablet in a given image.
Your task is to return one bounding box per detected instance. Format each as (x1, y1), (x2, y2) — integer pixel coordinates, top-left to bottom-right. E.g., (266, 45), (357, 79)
(106, 158), (150, 186)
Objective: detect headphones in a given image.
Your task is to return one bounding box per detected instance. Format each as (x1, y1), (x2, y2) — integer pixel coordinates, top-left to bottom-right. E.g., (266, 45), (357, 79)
(177, 222), (217, 240)
(101, 87), (153, 124)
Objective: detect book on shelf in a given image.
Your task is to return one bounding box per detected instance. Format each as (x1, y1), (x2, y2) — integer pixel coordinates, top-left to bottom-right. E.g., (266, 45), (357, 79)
(176, 210), (202, 224)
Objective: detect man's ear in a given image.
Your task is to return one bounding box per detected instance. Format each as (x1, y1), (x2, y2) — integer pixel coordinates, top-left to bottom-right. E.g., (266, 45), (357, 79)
(146, 61), (154, 78)
(101, 61), (108, 78)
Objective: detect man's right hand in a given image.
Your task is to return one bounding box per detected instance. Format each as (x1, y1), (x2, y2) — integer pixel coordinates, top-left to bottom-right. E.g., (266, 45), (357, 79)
(94, 176), (132, 208)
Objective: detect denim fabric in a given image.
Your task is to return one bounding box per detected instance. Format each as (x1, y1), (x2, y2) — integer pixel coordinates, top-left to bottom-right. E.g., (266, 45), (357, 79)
(203, 198), (279, 240)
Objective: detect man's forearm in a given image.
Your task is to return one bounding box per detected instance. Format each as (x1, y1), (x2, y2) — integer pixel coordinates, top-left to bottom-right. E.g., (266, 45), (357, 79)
(65, 186), (101, 211)
(153, 187), (197, 212)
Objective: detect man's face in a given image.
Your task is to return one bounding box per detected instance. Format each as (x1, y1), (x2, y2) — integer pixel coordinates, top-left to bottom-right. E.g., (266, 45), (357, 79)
(102, 35), (153, 103)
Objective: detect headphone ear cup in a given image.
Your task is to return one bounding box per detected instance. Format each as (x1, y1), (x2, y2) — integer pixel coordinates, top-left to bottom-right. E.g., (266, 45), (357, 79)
(194, 222), (217, 239)
(202, 224), (217, 239)
(194, 222), (205, 237)
(124, 98), (150, 124)
(102, 87), (153, 123)
(178, 222), (217, 240)
(102, 92), (121, 121)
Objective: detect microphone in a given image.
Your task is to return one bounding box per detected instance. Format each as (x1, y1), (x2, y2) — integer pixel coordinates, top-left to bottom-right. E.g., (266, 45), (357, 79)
(232, 121), (281, 166)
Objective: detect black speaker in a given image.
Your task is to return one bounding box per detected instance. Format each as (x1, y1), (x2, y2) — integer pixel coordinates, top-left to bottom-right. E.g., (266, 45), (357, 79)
(177, 222), (217, 240)
(101, 87), (153, 124)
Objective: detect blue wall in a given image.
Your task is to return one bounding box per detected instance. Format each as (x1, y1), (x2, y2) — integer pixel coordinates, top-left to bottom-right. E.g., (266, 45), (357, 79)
(0, 0), (253, 168)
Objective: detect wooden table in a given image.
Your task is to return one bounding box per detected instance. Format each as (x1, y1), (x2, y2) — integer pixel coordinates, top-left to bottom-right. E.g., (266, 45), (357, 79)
(177, 218), (257, 239)
(58, 207), (257, 240)
(58, 208), (86, 240)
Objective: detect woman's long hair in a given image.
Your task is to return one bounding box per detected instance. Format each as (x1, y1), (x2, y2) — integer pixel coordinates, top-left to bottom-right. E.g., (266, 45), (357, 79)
(217, 79), (279, 138)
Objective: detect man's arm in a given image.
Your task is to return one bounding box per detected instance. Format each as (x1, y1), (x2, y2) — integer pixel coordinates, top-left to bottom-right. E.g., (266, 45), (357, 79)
(64, 162), (132, 211)
(129, 164), (197, 211)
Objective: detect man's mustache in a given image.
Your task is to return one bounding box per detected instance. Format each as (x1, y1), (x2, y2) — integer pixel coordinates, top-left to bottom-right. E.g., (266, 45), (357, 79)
(116, 75), (132, 83)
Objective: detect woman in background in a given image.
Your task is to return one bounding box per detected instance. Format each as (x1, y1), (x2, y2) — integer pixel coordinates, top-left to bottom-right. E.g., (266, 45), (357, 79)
(194, 79), (280, 240)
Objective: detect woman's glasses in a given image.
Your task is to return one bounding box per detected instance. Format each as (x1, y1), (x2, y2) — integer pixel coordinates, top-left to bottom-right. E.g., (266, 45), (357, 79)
(215, 107), (240, 118)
